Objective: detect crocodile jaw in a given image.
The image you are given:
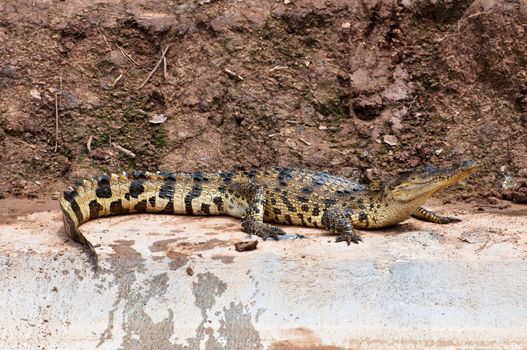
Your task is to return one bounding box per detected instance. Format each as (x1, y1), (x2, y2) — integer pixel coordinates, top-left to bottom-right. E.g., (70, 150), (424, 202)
(386, 160), (477, 203)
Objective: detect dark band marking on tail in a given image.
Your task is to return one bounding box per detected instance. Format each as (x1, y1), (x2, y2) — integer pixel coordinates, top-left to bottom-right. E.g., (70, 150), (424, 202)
(64, 189), (84, 224)
(184, 184), (202, 215)
(243, 169), (257, 178)
(220, 172), (234, 183)
(193, 171), (209, 182)
(201, 203), (211, 215)
(213, 196), (224, 211)
(128, 171), (148, 198)
(89, 199), (104, 219)
(62, 206), (80, 242)
(134, 199), (147, 212)
(110, 199), (127, 215)
(129, 179), (145, 198)
(95, 175), (112, 199)
(159, 172), (176, 213)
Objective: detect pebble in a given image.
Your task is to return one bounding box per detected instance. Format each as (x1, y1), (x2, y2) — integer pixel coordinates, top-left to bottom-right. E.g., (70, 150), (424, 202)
(30, 89), (41, 100)
(383, 134), (398, 146)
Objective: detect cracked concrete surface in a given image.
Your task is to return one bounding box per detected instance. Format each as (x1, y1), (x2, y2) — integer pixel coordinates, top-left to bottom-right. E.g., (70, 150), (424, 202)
(0, 200), (526, 349)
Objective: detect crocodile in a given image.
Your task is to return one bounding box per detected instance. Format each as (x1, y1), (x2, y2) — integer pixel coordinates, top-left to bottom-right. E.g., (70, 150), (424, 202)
(60, 160), (476, 265)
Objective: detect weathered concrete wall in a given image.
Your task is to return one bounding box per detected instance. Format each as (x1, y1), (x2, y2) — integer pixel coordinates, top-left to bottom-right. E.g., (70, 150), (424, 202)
(1, 205), (526, 349)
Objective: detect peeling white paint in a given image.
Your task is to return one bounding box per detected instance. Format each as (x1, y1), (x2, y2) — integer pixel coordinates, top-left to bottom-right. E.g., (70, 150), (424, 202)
(1, 207), (527, 349)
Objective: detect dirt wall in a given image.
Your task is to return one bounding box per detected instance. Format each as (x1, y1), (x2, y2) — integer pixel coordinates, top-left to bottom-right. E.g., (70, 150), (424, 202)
(0, 0), (526, 202)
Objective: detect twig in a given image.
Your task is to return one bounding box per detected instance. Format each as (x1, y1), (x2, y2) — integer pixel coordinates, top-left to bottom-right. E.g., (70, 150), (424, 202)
(143, 136), (153, 147)
(467, 11), (485, 19)
(87, 135), (93, 153)
(112, 143), (136, 158)
(299, 138), (312, 146)
(54, 94), (59, 152)
(223, 68), (244, 81)
(269, 65), (288, 72)
(285, 120), (315, 127)
(117, 45), (139, 66)
(53, 73), (63, 152)
(163, 56), (167, 79)
(111, 73), (123, 87)
(97, 27), (112, 51)
(138, 44), (171, 89)
(408, 95), (418, 111)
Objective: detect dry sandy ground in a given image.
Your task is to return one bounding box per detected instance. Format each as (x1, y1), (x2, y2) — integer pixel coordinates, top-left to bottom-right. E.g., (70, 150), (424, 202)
(1, 197), (526, 245)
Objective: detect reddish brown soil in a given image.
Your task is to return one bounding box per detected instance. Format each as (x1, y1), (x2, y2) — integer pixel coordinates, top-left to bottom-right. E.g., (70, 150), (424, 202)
(1, 0), (526, 204)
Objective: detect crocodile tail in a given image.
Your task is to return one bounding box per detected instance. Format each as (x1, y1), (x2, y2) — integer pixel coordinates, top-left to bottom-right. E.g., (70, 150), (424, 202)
(60, 170), (232, 266)
(60, 197), (98, 269)
(60, 199), (98, 267)
(59, 171), (168, 268)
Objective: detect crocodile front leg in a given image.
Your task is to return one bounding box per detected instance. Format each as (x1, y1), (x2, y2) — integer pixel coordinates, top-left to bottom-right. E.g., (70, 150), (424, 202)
(237, 184), (286, 240)
(411, 207), (461, 224)
(321, 208), (362, 245)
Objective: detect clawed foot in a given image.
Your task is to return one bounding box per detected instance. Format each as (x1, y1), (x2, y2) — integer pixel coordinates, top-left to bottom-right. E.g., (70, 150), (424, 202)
(242, 220), (286, 240)
(335, 232), (362, 246)
(258, 224), (286, 240)
(438, 217), (462, 224)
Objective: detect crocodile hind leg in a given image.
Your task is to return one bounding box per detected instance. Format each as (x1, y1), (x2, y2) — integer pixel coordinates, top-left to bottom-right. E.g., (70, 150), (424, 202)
(238, 184), (286, 240)
(321, 208), (362, 245)
(411, 207), (461, 224)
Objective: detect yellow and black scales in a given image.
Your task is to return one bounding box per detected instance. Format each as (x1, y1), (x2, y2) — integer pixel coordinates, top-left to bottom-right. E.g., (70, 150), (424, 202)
(60, 162), (476, 263)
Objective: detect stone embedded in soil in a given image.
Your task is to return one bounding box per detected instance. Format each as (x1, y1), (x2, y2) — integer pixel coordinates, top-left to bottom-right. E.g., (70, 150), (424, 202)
(234, 240), (258, 252)
(29, 89), (41, 100)
(149, 114), (167, 124)
(132, 11), (178, 33)
(383, 134), (398, 146)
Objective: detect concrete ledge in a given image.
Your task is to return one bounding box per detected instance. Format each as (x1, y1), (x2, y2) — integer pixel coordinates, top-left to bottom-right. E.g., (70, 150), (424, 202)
(1, 204), (526, 349)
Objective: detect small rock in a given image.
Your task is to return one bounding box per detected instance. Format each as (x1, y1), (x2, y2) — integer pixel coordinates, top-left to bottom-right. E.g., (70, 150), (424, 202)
(61, 91), (80, 110)
(330, 158), (344, 166)
(383, 134), (398, 146)
(341, 22), (351, 29)
(134, 12), (177, 33)
(149, 114), (167, 124)
(30, 89), (41, 100)
(285, 139), (297, 148)
(501, 176), (517, 190)
(434, 148), (443, 156)
(108, 50), (128, 66)
(0, 64), (17, 78)
(186, 266), (194, 276)
(234, 240), (258, 252)
(318, 125), (327, 130)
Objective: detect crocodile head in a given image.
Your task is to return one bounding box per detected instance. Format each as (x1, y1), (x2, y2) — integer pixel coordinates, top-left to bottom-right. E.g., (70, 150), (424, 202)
(383, 160), (477, 202)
